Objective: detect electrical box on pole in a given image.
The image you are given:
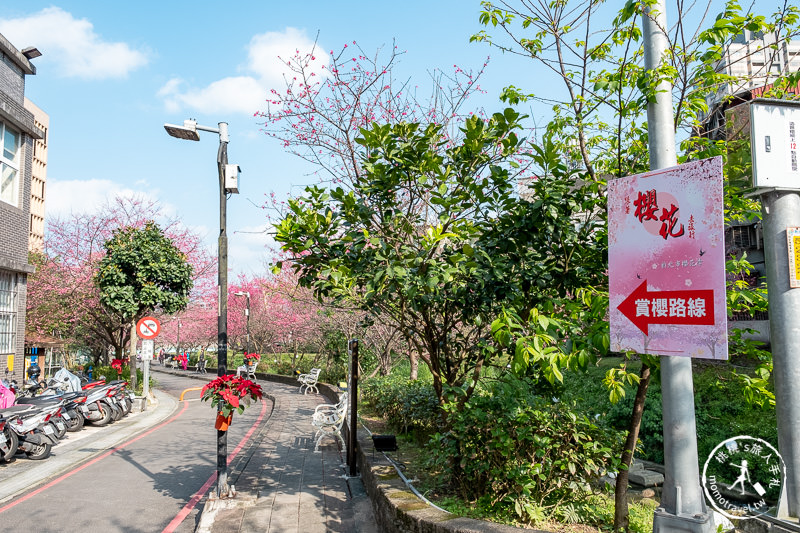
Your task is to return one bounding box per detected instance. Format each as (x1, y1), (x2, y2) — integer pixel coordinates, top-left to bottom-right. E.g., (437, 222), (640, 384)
(749, 99), (800, 189)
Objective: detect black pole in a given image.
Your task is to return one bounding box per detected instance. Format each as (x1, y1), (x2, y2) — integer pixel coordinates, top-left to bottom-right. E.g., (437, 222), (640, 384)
(216, 129), (229, 497)
(245, 294), (251, 354)
(348, 339), (359, 476)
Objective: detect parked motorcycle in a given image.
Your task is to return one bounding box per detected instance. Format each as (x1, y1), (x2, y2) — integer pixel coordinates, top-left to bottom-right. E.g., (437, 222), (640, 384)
(0, 404), (59, 460)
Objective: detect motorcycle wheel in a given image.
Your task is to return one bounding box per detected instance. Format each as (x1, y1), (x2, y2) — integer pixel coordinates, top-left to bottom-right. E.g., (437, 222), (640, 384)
(65, 411), (84, 432)
(2, 428), (18, 462)
(25, 442), (51, 460)
(110, 402), (123, 421)
(90, 402), (113, 426)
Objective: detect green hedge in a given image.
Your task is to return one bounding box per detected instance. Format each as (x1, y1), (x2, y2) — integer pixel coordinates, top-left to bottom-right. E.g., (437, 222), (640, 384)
(426, 376), (624, 526)
(361, 374), (439, 438)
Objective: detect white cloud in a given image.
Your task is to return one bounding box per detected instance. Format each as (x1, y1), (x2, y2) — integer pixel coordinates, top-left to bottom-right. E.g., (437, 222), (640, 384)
(158, 27), (328, 116)
(0, 7), (148, 79)
(46, 178), (159, 218)
(159, 76), (266, 115)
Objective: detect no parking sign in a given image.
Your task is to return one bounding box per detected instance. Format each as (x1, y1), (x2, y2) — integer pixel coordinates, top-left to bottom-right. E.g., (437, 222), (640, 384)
(136, 317), (161, 339)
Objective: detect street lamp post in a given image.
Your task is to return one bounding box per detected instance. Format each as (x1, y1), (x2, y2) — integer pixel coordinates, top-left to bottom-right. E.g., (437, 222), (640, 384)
(234, 291), (251, 354)
(164, 118), (240, 498)
(176, 319), (181, 360)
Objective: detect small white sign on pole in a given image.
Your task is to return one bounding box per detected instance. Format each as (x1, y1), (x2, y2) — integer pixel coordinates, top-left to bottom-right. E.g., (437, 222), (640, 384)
(140, 339), (154, 361)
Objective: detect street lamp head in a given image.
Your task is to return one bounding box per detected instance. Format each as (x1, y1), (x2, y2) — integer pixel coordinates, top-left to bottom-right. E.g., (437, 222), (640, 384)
(164, 119), (200, 141)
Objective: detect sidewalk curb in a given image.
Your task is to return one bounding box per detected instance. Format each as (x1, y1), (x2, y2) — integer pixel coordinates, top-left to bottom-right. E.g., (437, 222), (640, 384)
(0, 388), (178, 504)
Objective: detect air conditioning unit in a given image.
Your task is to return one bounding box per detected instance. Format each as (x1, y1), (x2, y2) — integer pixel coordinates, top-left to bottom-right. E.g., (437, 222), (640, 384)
(225, 164), (241, 194)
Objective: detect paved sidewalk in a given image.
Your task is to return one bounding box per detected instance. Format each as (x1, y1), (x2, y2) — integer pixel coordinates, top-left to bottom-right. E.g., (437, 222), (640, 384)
(185, 378), (379, 533)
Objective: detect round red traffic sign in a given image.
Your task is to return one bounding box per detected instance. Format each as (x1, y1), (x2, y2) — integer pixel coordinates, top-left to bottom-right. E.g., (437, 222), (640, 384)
(136, 317), (161, 339)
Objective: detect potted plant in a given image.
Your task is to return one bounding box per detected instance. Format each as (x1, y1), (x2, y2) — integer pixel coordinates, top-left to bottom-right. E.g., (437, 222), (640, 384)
(244, 352), (260, 369)
(200, 375), (263, 431)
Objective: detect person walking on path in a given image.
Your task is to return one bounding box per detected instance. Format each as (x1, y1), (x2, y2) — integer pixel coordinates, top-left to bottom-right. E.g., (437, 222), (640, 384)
(181, 352), (188, 371)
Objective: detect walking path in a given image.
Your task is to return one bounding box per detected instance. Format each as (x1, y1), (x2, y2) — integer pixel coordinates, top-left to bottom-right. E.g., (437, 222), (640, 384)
(153, 368), (379, 533)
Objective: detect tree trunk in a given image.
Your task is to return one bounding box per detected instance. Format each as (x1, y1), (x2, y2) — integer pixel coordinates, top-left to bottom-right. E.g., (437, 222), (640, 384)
(129, 319), (138, 392)
(380, 347), (391, 376)
(409, 349), (418, 381)
(613, 363), (652, 532)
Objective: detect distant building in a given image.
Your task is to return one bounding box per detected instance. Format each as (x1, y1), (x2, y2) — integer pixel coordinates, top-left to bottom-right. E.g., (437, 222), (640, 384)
(694, 31), (800, 345)
(0, 33), (42, 381)
(24, 97), (48, 253)
(701, 31), (800, 140)
(717, 30), (800, 95)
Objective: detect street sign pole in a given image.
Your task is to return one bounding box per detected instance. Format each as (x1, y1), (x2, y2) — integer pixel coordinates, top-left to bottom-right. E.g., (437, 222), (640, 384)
(763, 193), (800, 516)
(135, 318), (161, 410)
(644, 2), (714, 531)
(141, 339), (154, 400)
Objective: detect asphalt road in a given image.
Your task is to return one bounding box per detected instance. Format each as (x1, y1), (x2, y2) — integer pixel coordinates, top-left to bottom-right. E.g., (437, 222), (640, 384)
(0, 371), (267, 533)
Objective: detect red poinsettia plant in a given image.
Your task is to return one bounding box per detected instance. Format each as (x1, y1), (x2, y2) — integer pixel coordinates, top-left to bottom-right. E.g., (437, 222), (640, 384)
(244, 352), (261, 364)
(111, 359), (123, 373)
(201, 374), (263, 417)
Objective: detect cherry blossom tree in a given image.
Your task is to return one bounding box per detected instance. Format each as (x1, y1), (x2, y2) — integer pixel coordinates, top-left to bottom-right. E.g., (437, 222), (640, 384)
(27, 196), (216, 366)
(257, 40), (488, 187)
(258, 41), (494, 377)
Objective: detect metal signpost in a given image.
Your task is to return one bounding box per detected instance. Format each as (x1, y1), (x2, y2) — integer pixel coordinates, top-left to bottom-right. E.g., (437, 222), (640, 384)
(347, 339), (359, 477)
(136, 317), (161, 402)
(747, 98), (800, 516)
(609, 2), (724, 530)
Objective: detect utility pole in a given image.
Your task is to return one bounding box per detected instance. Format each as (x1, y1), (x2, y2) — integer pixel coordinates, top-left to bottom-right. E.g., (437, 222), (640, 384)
(749, 98), (800, 516)
(644, 2), (714, 531)
(164, 118), (238, 499)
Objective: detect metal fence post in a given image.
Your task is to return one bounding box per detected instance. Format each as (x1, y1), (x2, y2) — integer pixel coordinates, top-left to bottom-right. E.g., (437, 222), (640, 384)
(348, 339), (359, 476)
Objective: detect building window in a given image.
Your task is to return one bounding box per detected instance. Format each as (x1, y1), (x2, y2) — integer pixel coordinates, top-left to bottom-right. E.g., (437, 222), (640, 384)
(0, 271), (17, 354)
(0, 122), (20, 207)
(729, 225), (755, 249)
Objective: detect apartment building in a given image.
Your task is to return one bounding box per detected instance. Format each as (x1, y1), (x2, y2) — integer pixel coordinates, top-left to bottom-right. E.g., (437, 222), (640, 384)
(0, 33), (42, 381)
(24, 97), (47, 253)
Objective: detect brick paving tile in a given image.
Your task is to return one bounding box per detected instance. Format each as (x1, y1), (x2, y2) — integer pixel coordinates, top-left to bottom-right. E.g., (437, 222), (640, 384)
(207, 382), (377, 533)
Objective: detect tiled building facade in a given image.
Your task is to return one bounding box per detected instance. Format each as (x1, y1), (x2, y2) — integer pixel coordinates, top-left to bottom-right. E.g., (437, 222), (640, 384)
(0, 33), (41, 381)
(24, 98), (47, 253)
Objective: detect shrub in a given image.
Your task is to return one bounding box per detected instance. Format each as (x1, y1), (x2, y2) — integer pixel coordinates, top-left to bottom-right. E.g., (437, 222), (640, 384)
(426, 376), (623, 525)
(93, 365), (146, 394)
(604, 364), (779, 465)
(361, 375), (440, 438)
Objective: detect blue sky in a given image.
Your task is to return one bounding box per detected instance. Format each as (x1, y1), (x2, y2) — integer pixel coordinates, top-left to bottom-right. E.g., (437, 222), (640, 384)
(0, 1), (729, 275)
(0, 1), (525, 276)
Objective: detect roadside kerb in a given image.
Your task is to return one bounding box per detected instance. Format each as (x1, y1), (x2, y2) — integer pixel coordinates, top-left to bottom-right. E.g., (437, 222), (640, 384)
(0, 388), (177, 503)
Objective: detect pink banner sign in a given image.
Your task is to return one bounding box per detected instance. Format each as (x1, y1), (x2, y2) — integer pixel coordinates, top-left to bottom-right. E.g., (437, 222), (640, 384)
(608, 157), (728, 359)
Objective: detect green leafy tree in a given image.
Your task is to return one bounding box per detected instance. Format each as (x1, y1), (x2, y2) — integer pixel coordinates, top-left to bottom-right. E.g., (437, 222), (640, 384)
(474, 0), (799, 528)
(276, 113), (526, 409)
(95, 221), (193, 390)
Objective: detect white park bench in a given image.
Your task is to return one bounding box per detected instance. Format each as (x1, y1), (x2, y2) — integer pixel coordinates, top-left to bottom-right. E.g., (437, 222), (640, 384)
(297, 368), (321, 395)
(236, 361), (258, 381)
(312, 392), (348, 452)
